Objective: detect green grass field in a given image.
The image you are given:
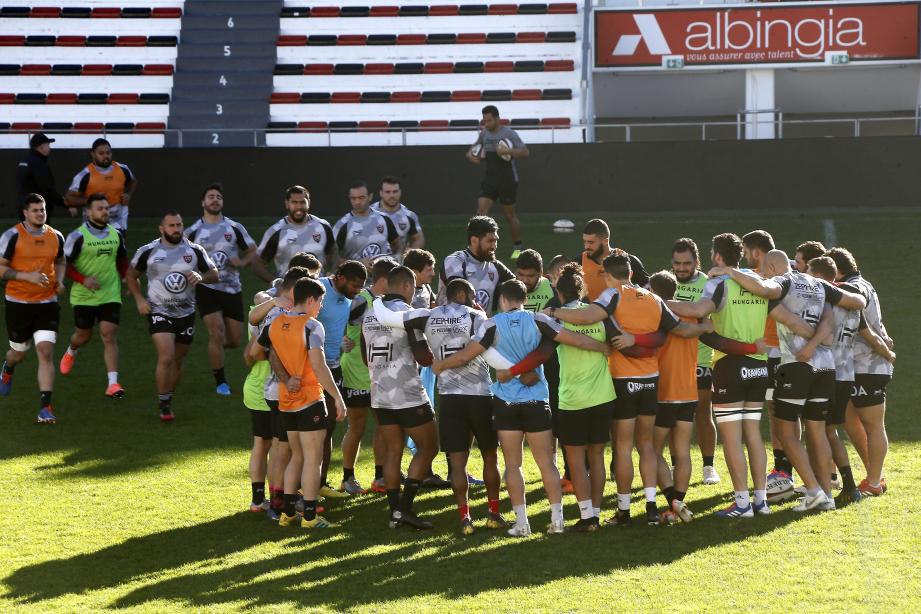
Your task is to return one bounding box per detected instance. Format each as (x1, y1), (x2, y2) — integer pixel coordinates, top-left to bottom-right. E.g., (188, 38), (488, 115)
(1, 209), (920, 612)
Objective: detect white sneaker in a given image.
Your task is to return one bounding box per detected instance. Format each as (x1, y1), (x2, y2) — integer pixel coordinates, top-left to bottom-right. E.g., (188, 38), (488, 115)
(702, 465), (721, 485)
(830, 475), (844, 490)
(507, 522), (532, 537)
(793, 491), (829, 512)
(671, 499), (694, 523)
(546, 518), (565, 534)
(818, 496), (836, 511)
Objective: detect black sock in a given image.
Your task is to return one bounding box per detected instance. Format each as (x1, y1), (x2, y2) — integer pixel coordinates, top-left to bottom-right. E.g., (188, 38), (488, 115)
(271, 490), (284, 511)
(2, 362), (14, 374)
(400, 478), (421, 513)
(283, 493), (297, 517)
(40, 390), (52, 407)
(251, 482), (265, 504)
(303, 500), (318, 521)
(702, 455), (714, 467)
(375, 465), (384, 480)
(386, 488), (401, 513)
(445, 453), (451, 476)
(663, 486), (676, 505)
(839, 465), (856, 490)
(343, 467), (355, 481)
(212, 368), (227, 386)
(646, 501), (657, 513)
(779, 457), (794, 476)
(674, 490), (686, 502)
(158, 392), (172, 410)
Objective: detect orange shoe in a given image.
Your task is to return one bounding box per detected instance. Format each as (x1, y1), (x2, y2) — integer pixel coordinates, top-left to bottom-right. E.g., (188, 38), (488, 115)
(59, 352), (75, 375)
(105, 382), (125, 398)
(561, 478), (575, 495)
(858, 478), (888, 496)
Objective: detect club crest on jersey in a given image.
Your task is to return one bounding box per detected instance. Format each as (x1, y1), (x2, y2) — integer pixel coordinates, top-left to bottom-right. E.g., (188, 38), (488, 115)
(399, 222), (408, 231)
(183, 254), (193, 263)
(376, 224), (384, 234)
(224, 233), (232, 242)
(313, 233), (321, 242)
(488, 272), (495, 281)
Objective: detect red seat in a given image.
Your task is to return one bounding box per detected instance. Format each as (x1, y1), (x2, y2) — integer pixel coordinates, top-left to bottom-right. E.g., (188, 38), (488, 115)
(0, 36), (26, 46)
(311, 7), (340, 17)
(117, 36), (147, 47)
(297, 121), (328, 133)
(46, 93), (77, 104)
(278, 35), (307, 46)
(134, 122), (166, 133)
(451, 91), (482, 102)
(429, 5), (459, 16)
(304, 64), (334, 75)
(370, 6), (399, 17)
(270, 92), (301, 104)
(21, 64), (52, 75)
(331, 92), (361, 103)
(549, 3), (578, 14)
(31, 7), (60, 18)
(364, 63), (394, 75)
(142, 64), (174, 75)
(74, 122), (104, 133)
(91, 7), (121, 18)
(457, 33), (487, 44)
(517, 32), (546, 43)
(0, 93), (17, 104)
(542, 117), (571, 126)
(489, 4), (518, 15)
(337, 35), (367, 46)
(12, 122), (43, 132)
(424, 63), (453, 74)
(397, 34), (426, 45)
(359, 121), (388, 132)
(151, 8), (182, 18)
(512, 89), (542, 100)
(544, 59), (575, 71)
(500, 118), (510, 125)
(485, 61), (514, 72)
(108, 93), (140, 104)
(419, 120), (449, 131)
(82, 64), (113, 75)
(391, 91), (422, 103)
(56, 36), (86, 46)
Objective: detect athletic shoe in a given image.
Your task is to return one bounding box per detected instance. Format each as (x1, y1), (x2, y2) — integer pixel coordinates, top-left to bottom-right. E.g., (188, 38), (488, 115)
(510, 248), (521, 261)
(818, 497), (836, 511)
(645, 503), (660, 526)
(0, 363), (13, 396)
(507, 522), (531, 537)
(766, 470), (796, 503)
(319, 484), (350, 499)
(466, 473), (485, 486)
(546, 518), (565, 535)
(278, 512), (300, 527)
(659, 510), (678, 525)
(302, 515), (337, 528)
(753, 501), (772, 516)
(249, 500), (270, 513)
(560, 478), (575, 495)
(370, 478), (386, 494)
(793, 485), (807, 496)
(36, 406), (56, 424)
(339, 477), (366, 495)
(460, 518), (475, 536)
(605, 509), (632, 527)
(295, 496), (305, 514)
(858, 478), (887, 496)
(105, 383), (125, 399)
(716, 502), (754, 518)
(671, 499), (694, 523)
(834, 488), (864, 508)
(422, 473), (451, 489)
(830, 474), (843, 490)
(215, 382), (231, 396)
(702, 465), (721, 485)
(793, 491), (830, 512)
(265, 507), (281, 522)
(159, 407), (174, 422)
(485, 512), (509, 530)
(571, 517), (600, 532)
(59, 352), (75, 375)
(391, 510), (433, 530)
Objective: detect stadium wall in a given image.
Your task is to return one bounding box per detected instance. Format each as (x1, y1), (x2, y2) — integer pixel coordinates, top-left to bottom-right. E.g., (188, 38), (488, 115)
(3, 137), (920, 217)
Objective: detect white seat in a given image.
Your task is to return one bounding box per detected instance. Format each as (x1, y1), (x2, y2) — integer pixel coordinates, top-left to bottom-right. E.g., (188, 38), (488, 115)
(277, 42), (580, 63)
(274, 72), (577, 92)
(2, 104), (168, 122)
(0, 75), (174, 94)
(0, 47), (177, 65)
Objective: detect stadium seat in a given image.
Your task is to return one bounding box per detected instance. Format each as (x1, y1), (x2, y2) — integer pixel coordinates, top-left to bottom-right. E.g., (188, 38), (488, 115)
(0, 36), (26, 46)
(424, 63), (454, 74)
(278, 35), (307, 46)
(512, 89), (542, 101)
(301, 93), (331, 103)
(397, 34), (426, 45)
(419, 120), (449, 131)
(515, 61), (545, 72)
(121, 8), (152, 19)
(485, 61), (514, 72)
(337, 35), (367, 46)
(517, 32), (547, 43)
(541, 117), (571, 126)
(547, 31), (577, 42)
(364, 63), (394, 75)
(151, 8), (182, 19)
(454, 61), (484, 73)
(450, 119), (480, 128)
(361, 92), (391, 103)
(46, 93), (77, 104)
(74, 122), (104, 133)
(399, 6), (428, 17)
(542, 88), (572, 100)
(21, 64), (51, 75)
(87, 36), (117, 46)
(308, 35), (337, 46)
(482, 90), (512, 101)
(458, 5), (488, 16)
(421, 91), (451, 103)
(61, 7), (91, 18)
(275, 64), (304, 75)
(15, 93), (46, 104)
(358, 121), (388, 132)
(57, 36), (87, 47)
(82, 65), (114, 76)
(518, 4), (550, 15)
(329, 120), (359, 130)
(0, 7), (30, 18)
(108, 93), (140, 104)
(489, 5), (519, 15)
(77, 93), (108, 104)
(457, 33), (487, 45)
(549, 3), (578, 14)
(50, 64), (81, 75)
(134, 122), (166, 133)
(139, 93), (169, 104)
(333, 64), (364, 75)
(12, 123), (43, 132)
(43, 122), (73, 132)
(389, 120), (419, 131)
(370, 6), (399, 17)
(427, 34), (457, 45)
(391, 91), (422, 103)
(545, 59), (575, 71)
(487, 33), (516, 44)
(368, 34), (397, 45)
(311, 7), (340, 18)
(270, 93), (301, 104)
(304, 64), (334, 75)
(429, 5), (459, 16)
(394, 63), (424, 74)
(341, 7), (370, 18)
(330, 92), (361, 103)
(297, 121), (328, 133)
(30, 7), (60, 18)
(92, 7), (121, 19)
(451, 91), (481, 102)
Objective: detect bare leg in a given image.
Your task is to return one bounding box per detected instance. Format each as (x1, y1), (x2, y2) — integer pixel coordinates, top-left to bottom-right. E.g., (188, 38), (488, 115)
(341, 406), (368, 473)
(498, 430), (526, 507)
(696, 387), (716, 460)
(99, 321), (119, 374)
(857, 404), (887, 485)
(716, 418), (748, 492)
(500, 203), (522, 244)
(202, 312), (226, 371)
(35, 341), (55, 392)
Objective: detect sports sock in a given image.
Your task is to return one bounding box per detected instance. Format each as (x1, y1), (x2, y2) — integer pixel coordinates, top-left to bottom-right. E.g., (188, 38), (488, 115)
(643, 487), (656, 503)
(458, 504), (470, 520)
(702, 455), (714, 467)
(399, 478), (421, 513)
(592, 506), (601, 518)
(386, 488), (401, 513)
(374, 465), (384, 480)
(674, 490), (686, 502)
(212, 368), (227, 386)
(251, 482), (265, 504)
(283, 493), (297, 517)
(663, 486), (676, 505)
(772, 448), (785, 473)
(107, 371), (118, 386)
(2, 362), (14, 374)
(488, 499), (500, 515)
(513, 504), (528, 526)
(158, 392), (172, 409)
(617, 493), (631, 511)
(578, 499), (593, 520)
(66, 345), (78, 357)
(735, 490), (750, 508)
(754, 489), (767, 506)
(549, 502), (563, 523)
(303, 500), (318, 521)
(40, 390), (52, 407)
(343, 467), (355, 482)
(806, 487), (822, 498)
(839, 465), (857, 490)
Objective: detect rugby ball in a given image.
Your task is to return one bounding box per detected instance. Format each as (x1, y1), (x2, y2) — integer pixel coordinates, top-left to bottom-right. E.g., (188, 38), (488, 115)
(498, 138), (513, 161)
(469, 143), (483, 158)
(553, 219), (576, 234)
(766, 473), (796, 504)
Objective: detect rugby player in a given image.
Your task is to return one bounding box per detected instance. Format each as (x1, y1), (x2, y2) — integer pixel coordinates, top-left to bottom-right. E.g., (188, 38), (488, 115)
(332, 180), (400, 267)
(437, 216), (513, 315)
(578, 219), (649, 301)
(254, 186), (334, 281)
(794, 241), (827, 274)
(370, 176), (425, 256)
(65, 138), (137, 231)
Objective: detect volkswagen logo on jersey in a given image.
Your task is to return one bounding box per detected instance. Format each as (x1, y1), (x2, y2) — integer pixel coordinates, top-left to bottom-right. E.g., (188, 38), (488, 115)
(476, 289), (490, 307)
(360, 244), (382, 259)
(212, 251), (228, 270)
(164, 272), (188, 294)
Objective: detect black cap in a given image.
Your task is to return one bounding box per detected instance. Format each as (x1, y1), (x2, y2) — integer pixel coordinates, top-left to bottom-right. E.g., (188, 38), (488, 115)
(29, 133), (55, 147)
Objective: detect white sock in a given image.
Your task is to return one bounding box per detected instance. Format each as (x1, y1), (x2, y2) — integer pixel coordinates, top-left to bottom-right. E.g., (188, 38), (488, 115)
(807, 488), (822, 498)
(550, 502), (563, 523)
(735, 490), (750, 508)
(577, 499), (593, 520)
(513, 504), (528, 526)
(617, 493), (631, 511)
(66, 346), (78, 356)
(754, 489), (767, 506)
(107, 371), (118, 386)
(593, 506), (601, 518)
(644, 487), (657, 503)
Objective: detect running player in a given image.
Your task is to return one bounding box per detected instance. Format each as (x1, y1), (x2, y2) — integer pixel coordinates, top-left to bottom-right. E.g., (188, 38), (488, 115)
(184, 183), (257, 395)
(64, 139), (137, 231)
(794, 241), (827, 274)
(332, 180), (400, 267)
(340, 258), (397, 494)
(715, 249), (867, 511)
(436, 278), (613, 536)
(59, 193), (128, 398)
(670, 238), (720, 485)
(578, 219), (649, 301)
(0, 194), (66, 423)
(370, 176), (425, 256)
(373, 277), (506, 535)
(126, 210), (218, 422)
(826, 247), (895, 497)
(468, 105), (528, 259)
(437, 216), (513, 315)
(255, 185), (334, 281)
(363, 266), (439, 529)
(259, 277), (347, 529)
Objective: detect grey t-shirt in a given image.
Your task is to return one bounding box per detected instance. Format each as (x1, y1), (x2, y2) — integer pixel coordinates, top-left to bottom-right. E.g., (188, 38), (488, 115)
(130, 238), (216, 318)
(473, 125), (526, 182)
(370, 202), (422, 250)
(438, 248), (514, 315)
(830, 282), (866, 382)
(184, 216), (255, 295)
(769, 272), (842, 371)
(332, 211), (399, 261)
(257, 215), (334, 275)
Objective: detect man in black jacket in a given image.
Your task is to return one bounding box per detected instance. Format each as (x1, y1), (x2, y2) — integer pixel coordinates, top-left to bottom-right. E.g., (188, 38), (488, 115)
(16, 134), (65, 219)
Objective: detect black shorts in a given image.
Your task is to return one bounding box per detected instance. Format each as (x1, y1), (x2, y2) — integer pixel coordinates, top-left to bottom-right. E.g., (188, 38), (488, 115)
(438, 394), (498, 453)
(343, 386), (371, 409)
(773, 363), (835, 422)
(321, 365), (345, 429)
(196, 285), (245, 321)
(148, 312), (195, 344)
(480, 176), (518, 205)
(828, 380), (853, 425)
(374, 403), (435, 429)
(851, 373), (891, 409)
(250, 409), (272, 440)
(282, 400), (329, 432)
(73, 302), (121, 329)
(711, 355), (769, 405)
(767, 356), (781, 390)
(4, 300), (60, 344)
(655, 402), (697, 429)
(696, 366), (712, 391)
(612, 377), (658, 420)
(492, 398), (553, 433)
(555, 402), (614, 446)
(267, 399), (288, 442)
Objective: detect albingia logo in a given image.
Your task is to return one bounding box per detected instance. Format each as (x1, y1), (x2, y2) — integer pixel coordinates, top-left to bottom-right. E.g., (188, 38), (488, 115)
(612, 14), (671, 56)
